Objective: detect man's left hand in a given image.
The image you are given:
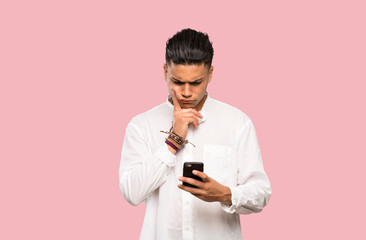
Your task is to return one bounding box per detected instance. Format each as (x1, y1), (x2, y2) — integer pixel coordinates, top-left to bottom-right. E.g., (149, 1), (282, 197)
(178, 170), (232, 206)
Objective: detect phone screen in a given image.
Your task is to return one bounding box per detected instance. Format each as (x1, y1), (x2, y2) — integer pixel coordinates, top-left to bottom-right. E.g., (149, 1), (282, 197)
(183, 162), (204, 188)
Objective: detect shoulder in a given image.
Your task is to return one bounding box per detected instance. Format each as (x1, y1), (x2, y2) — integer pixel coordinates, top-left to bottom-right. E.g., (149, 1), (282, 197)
(208, 97), (252, 125)
(127, 102), (168, 128)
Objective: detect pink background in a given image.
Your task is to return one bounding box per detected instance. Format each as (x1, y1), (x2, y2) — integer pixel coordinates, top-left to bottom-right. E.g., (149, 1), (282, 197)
(1, 0), (365, 239)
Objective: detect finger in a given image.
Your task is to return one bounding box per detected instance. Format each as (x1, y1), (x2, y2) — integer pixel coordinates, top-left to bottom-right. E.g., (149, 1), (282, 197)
(180, 108), (203, 117)
(179, 176), (204, 188)
(190, 109), (203, 118)
(192, 109), (203, 118)
(193, 170), (209, 182)
(186, 116), (199, 128)
(171, 90), (181, 110)
(177, 184), (205, 195)
(196, 111), (204, 119)
(181, 108), (203, 118)
(193, 116), (200, 128)
(180, 113), (199, 127)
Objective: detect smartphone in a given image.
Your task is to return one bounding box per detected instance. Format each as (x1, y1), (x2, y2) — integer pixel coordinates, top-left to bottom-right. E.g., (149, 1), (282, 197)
(183, 162), (204, 188)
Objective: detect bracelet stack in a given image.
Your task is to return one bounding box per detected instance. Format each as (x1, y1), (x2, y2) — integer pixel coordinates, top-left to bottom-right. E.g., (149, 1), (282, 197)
(160, 124), (196, 151)
(162, 131), (185, 151)
(165, 137), (181, 151)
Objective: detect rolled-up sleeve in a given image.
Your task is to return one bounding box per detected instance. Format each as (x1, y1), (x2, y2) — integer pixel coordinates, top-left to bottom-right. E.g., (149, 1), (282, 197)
(221, 118), (272, 214)
(119, 119), (176, 206)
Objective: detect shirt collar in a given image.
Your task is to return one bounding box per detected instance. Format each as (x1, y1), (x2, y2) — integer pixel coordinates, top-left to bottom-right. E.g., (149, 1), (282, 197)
(165, 92), (210, 124)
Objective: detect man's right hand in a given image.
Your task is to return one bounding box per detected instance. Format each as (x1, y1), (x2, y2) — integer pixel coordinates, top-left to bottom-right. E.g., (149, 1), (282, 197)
(171, 90), (203, 140)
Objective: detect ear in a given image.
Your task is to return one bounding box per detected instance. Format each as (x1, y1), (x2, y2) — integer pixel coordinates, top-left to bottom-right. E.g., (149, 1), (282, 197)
(208, 66), (214, 83)
(163, 63), (168, 81)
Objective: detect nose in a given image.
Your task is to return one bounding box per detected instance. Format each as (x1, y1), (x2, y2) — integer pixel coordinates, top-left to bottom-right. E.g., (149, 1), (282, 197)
(181, 83), (192, 98)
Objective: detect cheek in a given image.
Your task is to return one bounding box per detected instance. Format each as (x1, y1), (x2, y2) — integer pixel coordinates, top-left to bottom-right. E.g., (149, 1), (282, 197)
(198, 85), (206, 93)
(168, 82), (179, 90)
(166, 81), (173, 90)
(167, 83), (179, 95)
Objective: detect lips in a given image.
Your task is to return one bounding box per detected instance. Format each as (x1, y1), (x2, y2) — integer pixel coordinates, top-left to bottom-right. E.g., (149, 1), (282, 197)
(180, 100), (194, 103)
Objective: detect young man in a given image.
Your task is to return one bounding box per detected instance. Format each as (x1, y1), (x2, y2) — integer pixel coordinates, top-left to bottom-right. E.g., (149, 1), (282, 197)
(119, 28), (271, 240)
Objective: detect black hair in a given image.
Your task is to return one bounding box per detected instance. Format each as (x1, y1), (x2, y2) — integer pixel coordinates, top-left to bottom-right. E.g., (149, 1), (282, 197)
(165, 28), (214, 69)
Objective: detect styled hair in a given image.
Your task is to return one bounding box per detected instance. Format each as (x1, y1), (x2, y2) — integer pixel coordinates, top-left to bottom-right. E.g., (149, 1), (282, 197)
(165, 28), (214, 69)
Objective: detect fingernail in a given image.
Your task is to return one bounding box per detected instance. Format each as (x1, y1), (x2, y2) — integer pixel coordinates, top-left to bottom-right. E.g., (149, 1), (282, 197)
(193, 170), (197, 174)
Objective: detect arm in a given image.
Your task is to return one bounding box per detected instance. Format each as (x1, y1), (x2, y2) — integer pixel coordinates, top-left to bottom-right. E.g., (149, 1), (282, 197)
(119, 120), (176, 206)
(177, 117), (271, 213)
(221, 118), (272, 214)
(120, 90), (202, 206)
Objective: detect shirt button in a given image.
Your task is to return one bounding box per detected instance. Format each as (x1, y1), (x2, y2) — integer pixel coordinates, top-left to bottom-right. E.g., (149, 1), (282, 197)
(186, 201), (189, 205)
(185, 227), (190, 231)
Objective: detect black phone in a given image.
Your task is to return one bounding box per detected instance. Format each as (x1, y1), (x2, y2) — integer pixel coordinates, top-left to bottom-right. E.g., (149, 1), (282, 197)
(183, 162), (204, 188)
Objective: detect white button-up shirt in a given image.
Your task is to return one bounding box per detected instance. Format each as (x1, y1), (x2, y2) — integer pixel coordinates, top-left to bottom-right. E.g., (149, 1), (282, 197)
(119, 93), (271, 240)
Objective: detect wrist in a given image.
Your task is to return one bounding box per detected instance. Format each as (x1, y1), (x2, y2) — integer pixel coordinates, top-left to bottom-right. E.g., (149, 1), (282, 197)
(172, 125), (187, 139)
(165, 138), (180, 153)
(221, 186), (232, 206)
(167, 144), (177, 155)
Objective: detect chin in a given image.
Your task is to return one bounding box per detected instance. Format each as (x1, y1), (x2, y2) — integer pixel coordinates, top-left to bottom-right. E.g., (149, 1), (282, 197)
(181, 104), (196, 108)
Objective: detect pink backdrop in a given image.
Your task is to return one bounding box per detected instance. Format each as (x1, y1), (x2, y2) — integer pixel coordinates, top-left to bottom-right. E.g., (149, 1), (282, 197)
(1, 0), (365, 239)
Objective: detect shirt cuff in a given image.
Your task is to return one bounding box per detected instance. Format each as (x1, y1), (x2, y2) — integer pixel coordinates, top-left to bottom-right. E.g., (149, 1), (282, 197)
(153, 142), (177, 167)
(220, 185), (239, 214)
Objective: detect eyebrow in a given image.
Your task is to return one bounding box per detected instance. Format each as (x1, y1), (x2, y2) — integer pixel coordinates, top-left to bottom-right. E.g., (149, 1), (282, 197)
(170, 76), (204, 83)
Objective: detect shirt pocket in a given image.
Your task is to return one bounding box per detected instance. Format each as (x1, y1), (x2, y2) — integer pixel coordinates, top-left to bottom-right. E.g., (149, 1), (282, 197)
(203, 144), (233, 184)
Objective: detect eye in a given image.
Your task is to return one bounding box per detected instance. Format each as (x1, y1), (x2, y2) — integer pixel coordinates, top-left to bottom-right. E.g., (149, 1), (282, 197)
(191, 82), (202, 86)
(173, 81), (183, 85)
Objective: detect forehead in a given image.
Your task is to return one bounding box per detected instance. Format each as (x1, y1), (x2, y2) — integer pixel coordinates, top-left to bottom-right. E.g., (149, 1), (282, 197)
(167, 62), (208, 81)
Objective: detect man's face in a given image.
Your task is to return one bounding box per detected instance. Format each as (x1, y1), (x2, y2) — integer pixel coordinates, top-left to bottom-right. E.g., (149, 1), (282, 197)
(164, 62), (213, 109)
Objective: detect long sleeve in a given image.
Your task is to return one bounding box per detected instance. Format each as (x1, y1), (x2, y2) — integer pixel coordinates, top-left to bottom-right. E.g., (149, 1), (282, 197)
(221, 118), (272, 214)
(119, 120), (177, 206)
